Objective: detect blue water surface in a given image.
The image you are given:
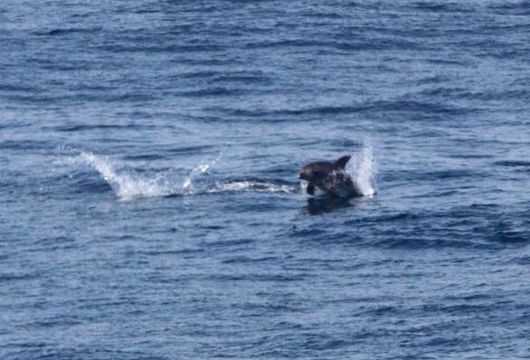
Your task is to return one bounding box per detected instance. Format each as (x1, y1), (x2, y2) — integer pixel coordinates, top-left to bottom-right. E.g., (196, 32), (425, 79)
(1, 1), (529, 359)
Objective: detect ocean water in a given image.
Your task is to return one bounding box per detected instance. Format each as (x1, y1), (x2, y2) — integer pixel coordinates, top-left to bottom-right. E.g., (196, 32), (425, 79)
(1, 1), (529, 359)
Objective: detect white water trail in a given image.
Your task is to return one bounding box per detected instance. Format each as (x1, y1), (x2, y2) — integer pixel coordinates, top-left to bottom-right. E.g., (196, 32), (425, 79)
(208, 180), (299, 194)
(346, 143), (377, 197)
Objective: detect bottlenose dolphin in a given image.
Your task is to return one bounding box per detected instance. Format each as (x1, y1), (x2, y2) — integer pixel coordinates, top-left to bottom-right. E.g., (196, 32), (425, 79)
(298, 155), (360, 198)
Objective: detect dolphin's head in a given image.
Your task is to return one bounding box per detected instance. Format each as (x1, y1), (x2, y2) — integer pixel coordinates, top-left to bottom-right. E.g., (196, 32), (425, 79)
(298, 163), (330, 183)
(299, 156), (353, 197)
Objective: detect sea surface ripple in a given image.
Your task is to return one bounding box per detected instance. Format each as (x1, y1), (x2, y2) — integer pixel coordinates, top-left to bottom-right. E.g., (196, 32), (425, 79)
(1, 1), (529, 359)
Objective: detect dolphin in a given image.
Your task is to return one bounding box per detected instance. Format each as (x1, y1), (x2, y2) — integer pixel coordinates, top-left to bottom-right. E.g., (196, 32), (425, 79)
(298, 155), (360, 198)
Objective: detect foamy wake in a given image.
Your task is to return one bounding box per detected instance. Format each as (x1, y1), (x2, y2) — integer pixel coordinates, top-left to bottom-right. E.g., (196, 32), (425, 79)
(208, 180), (299, 194)
(345, 144), (377, 197)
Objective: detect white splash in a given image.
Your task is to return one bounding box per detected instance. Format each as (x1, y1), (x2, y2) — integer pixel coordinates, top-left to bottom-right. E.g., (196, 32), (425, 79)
(299, 179), (309, 194)
(80, 152), (176, 200)
(77, 151), (224, 200)
(182, 154), (221, 194)
(346, 144), (377, 197)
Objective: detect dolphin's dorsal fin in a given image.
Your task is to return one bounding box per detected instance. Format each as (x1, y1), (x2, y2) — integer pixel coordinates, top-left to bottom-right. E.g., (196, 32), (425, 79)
(334, 155), (351, 169)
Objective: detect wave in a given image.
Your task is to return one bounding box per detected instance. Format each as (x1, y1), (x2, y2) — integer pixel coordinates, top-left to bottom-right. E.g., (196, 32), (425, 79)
(215, 99), (470, 120)
(494, 160), (530, 167)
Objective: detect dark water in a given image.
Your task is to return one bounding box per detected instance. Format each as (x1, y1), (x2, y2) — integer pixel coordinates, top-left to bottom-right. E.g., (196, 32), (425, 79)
(1, 1), (530, 359)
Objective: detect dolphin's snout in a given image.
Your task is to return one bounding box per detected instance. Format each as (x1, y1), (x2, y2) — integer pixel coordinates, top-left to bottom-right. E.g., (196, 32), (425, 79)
(299, 170), (309, 181)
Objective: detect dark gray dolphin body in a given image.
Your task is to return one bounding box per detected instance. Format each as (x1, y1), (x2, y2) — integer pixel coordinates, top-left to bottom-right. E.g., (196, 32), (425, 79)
(299, 155), (360, 198)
